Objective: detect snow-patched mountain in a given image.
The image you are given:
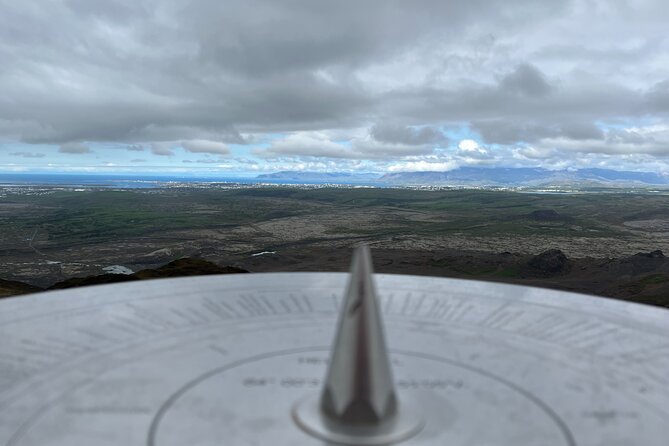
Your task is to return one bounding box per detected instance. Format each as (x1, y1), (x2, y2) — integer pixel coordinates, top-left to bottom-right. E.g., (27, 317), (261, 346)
(379, 167), (669, 186)
(256, 168), (669, 187)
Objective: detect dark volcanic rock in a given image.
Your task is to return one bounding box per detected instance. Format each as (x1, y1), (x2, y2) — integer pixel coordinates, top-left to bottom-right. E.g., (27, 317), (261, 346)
(619, 250), (669, 275)
(48, 258), (249, 291)
(134, 258), (248, 279)
(527, 249), (570, 275)
(0, 278), (43, 299)
(634, 250), (665, 259)
(48, 274), (140, 290)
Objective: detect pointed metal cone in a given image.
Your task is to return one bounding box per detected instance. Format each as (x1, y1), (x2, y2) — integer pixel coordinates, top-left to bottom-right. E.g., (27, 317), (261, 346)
(320, 245), (397, 425)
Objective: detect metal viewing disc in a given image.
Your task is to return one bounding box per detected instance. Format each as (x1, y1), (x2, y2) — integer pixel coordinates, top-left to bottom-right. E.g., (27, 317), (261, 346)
(1, 250), (668, 445)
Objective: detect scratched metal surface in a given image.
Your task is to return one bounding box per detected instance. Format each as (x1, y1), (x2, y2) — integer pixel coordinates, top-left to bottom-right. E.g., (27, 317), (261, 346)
(0, 273), (668, 445)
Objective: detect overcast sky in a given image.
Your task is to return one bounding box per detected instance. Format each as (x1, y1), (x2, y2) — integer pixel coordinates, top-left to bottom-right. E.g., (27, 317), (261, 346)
(1, 0), (668, 175)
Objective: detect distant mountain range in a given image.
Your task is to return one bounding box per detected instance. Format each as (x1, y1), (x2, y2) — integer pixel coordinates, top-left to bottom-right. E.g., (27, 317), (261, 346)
(380, 167), (669, 186)
(256, 168), (669, 187)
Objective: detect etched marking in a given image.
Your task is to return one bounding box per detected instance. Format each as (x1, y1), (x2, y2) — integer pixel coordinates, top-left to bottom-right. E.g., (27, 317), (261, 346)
(241, 294), (263, 314)
(39, 336), (91, 355)
(619, 343), (669, 362)
(235, 297), (260, 317)
(515, 312), (562, 337)
(200, 297), (233, 320)
(105, 320), (144, 337)
(279, 299), (293, 314)
(451, 303), (474, 322)
(427, 297), (441, 318)
(169, 308), (201, 326)
(125, 303), (176, 330)
(479, 303), (512, 328)
(218, 300), (243, 318)
(257, 294), (278, 314)
(302, 294), (314, 312)
(65, 405), (151, 415)
(18, 340), (71, 360)
(74, 327), (118, 343)
(400, 292), (412, 315)
(435, 300), (451, 319)
(289, 294), (305, 313)
(185, 307), (210, 324)
(0, 352), (50, 368)
(208, 344), (228, 356)
(412, 294), (426, 316)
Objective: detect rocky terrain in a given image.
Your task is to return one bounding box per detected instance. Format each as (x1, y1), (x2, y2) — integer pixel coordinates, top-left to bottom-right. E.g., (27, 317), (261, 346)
(2, 250), (668, 309)
(230, 247), (669, 308)
(0, 278), (42, 298)
(1, 186), (668, 307)
(0, 258), (247, 298)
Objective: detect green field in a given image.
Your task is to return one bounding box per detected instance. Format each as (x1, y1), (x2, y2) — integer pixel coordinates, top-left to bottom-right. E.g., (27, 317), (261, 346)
(3, 187), (667, 247)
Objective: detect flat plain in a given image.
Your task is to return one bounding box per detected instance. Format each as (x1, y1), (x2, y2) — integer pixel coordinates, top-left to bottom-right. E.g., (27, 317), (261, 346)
(1, 186), (668, 305)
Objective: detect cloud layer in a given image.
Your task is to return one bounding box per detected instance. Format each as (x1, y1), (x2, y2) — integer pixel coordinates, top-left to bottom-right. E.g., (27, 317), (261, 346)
(1, 0), (669, 172)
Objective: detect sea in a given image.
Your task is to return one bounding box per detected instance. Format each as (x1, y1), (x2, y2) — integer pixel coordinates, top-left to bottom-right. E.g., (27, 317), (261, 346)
(0, 173), (383, 188)
(0, 173), (257, 188)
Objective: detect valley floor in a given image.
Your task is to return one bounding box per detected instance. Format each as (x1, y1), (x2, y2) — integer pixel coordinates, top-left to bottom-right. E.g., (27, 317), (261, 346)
(1, 187), (668, 306)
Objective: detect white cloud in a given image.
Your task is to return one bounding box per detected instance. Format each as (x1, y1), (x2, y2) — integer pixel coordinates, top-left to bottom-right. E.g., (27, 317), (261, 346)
(387, 160), (459, 172)
(263, 132), (349, 158)
(261, 127), (440, 160)
(453, 139), (491, 162)
(458, 139), (480, 152)
(512, 146), (556, 160)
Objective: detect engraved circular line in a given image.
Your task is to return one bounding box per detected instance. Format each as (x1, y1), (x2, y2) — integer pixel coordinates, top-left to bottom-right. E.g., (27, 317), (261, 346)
(146, 347), (576, 446)
(6, 316), (583, 446)
(4, 321), (330, 446)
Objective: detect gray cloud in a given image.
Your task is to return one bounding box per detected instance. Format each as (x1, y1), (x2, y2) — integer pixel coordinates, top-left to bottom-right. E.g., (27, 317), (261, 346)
(499, 64), (552, 97)
(647, 80), (669, 111)
(473, 120), (604, 145)
(562, 122), (605, 141)
(187, 0), (535, 77)
(0, 0), (668, 168)
(370, 123), (447, 146)
(58, 142), (92, 154)
(150, 144), (175, 156)
(10, 151), (45, 158)
(0, 1), (571, 146)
